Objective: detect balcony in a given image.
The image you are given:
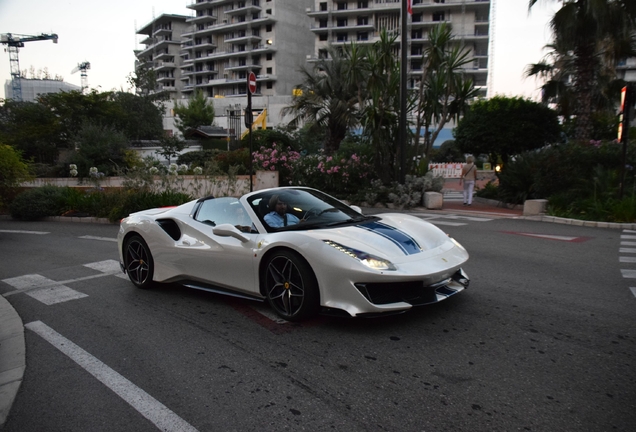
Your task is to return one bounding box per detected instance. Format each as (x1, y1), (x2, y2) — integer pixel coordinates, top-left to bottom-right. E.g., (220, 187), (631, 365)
(187, 0), (233, 11)
(225, 62), (263, 72)
(186, 14), (218, 24)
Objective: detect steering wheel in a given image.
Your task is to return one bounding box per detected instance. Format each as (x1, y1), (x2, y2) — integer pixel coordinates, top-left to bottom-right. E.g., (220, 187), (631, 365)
(303, 207), (337, 220)
(303, 207), (321, 220)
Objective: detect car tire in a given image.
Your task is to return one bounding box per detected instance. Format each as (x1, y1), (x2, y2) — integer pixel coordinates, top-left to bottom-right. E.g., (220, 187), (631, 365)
(263, 250), (319, 321)
(124, 235), (155, 289)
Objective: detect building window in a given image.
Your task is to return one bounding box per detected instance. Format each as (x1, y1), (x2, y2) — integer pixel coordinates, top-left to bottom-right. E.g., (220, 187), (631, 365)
(413, 13), (422, 23)
(357, 16), (368, 26)
(266, 53), (273, 60)
(412, 30), (422, 39)
(239, 71), (247, 79)
(433, 12), (445, 22)
(337, 18), (348, 27)
(337, 2), (347, 10)
(266, 9), (271, 14)
(357, 32), (368, 41)
(336, 33), (347, 42)
(358, 0), (368, 8)
(320, 2), (327, 11)
(266, 24), (272, 32)
(319, 18), (328, 28)
(266, 67), (272, 74)
(266, 81), (272, 89)
(318, 49), (328, 59)
(319, 33), (328, 41)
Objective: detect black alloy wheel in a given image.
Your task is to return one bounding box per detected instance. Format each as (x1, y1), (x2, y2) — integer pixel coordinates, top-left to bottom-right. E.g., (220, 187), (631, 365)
(263, 250), (319, 321)
(124, 235), (155, 289)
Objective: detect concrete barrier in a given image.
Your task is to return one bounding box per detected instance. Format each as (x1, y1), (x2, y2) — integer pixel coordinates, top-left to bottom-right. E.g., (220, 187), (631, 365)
(424, 191), (443, 210)
(523, 199), (548, 216)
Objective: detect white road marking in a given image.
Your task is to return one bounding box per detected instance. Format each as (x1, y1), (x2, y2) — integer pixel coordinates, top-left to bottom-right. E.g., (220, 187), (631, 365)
(513, 233), (579, 241)
(630, 288), (636, 298)
(2, 274), (88, 305)
(427, 221), (467, 227)
(619, 256), (636, 263)
(0, 229), (49, 234)
(79, 235), (117, 242)
(250, 303), (289, 324)
(620, 235), (636, 240)
(621, 241), (636, 246)
(621, 269), (636, 278)
(25, 321), (199, 432)
(623, 229), (636, 234)
(620, 248), (636, 253)
(84, 260), (121, 273)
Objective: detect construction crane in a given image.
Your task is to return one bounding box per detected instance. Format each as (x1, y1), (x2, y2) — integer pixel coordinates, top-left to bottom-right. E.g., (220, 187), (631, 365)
(0, 32), (58, 101)
(71, 61), (90, 92)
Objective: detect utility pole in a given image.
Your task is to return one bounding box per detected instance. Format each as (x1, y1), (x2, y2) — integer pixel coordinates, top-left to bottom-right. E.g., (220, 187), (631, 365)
(398, 0), (409, 184)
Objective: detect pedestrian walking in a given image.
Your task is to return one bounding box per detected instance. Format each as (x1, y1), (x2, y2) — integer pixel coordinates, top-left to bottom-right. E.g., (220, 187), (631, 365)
(459, 155), (477, 206)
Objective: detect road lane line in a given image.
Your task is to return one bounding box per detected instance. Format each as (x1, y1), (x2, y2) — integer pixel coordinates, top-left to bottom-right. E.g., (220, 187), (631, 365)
(630, 288), (636, 298)
(621, 241), (636, 246)
(78, 235), (117, 242)
(620, 235), (636, 240)
(619, 248), (636, 253)
(0, 229), (49, 234)
(25, 321), (199, 432)
(619, 256), (636, 263)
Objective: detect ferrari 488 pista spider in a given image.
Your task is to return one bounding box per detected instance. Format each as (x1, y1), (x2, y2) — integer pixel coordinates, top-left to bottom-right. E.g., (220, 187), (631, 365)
(118, 187), (470, 321)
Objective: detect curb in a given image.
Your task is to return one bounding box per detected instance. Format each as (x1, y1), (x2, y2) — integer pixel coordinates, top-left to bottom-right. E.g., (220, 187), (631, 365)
(0, 295), (25, 428)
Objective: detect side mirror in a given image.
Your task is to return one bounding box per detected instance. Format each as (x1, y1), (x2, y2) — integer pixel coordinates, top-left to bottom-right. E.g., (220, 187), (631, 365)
(350, 205), (362, 214)
(213, 223), (250, 243)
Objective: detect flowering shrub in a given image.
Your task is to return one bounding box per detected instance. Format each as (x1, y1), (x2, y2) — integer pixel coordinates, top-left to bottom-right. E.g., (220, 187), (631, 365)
(292, 150), (373, 197)
(252, 143), (301, 185)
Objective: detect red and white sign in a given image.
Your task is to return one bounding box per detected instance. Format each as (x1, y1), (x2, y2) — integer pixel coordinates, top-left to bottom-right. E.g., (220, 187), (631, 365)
(248, 72), (257, 94)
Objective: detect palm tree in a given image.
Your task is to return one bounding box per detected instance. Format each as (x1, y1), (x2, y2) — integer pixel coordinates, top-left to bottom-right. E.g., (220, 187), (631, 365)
(528, 0), (636, 141)
(413, 23), (479, 161)
(281, 46), (360, 154)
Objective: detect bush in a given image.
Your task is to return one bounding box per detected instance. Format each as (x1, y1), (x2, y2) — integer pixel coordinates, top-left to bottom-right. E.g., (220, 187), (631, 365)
(9, 186), (67, 220)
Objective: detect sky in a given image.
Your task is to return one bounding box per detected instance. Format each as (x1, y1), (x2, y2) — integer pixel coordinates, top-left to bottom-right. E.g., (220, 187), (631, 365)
(0, 0), (558, 101)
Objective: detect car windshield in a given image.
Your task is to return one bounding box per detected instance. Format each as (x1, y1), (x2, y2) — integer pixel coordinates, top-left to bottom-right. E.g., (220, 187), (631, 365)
(248, 188), (370, 232)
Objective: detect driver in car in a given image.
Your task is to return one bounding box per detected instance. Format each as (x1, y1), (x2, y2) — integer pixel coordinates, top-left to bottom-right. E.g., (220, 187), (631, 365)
(264, 195), (300, 228)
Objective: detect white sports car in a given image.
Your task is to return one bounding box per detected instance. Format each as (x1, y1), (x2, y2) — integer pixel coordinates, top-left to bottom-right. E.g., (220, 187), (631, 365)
(117, 187), (470, 321)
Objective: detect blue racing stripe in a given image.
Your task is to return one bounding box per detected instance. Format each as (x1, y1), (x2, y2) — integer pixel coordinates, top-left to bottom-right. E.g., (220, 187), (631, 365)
(358, 221), (422, 255)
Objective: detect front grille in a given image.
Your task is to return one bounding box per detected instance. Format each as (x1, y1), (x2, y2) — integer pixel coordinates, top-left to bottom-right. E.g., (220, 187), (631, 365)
(354, 269), (469, 306)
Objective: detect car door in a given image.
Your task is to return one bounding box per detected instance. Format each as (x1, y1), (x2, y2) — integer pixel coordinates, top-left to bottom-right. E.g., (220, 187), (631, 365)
(176, 198), (259, 296)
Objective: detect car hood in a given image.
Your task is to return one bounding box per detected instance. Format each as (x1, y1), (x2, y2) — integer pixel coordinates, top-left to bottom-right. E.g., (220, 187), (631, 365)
(302, 213), (457, 262)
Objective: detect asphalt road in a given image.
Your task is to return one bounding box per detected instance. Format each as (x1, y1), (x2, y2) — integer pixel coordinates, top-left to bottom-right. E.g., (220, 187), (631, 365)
(1, 214), (635, 431)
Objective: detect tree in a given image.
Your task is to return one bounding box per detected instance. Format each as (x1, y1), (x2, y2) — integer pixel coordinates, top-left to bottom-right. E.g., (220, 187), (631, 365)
(454, 96), (562, 165)
(358, 30), (402, 182)
(0, 144), (31, 208)
(528, 0), (636, 142)
(173, 89), (215, 135)
(282, 45), (360, 154)
(413, 23), (480, 161)
(68, 122), (129, 176)
(0, 100), (62, 164)
(156, 135), (187, 165)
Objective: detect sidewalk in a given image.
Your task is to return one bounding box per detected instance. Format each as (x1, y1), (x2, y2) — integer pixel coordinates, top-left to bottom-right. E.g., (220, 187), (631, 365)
(0, 295), (25, 427)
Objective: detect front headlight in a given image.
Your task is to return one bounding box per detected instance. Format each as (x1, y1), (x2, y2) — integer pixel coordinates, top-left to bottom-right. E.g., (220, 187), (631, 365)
(323, 240), (396, 271)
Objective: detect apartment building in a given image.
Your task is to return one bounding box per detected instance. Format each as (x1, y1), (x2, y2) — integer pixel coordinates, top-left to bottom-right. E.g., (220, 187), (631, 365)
(308, 0), (491, 94)
(136, 14), (190, 99)
(178, 0), (315, 98)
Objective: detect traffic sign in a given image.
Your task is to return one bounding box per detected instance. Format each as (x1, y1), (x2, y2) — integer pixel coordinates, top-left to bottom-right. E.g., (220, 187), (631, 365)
(248, 72), (257, 94)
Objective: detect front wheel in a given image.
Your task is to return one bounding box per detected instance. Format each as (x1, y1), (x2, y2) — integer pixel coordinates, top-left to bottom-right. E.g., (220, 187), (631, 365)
(124, 235), (155, 289)
(263, 250), (319, 321)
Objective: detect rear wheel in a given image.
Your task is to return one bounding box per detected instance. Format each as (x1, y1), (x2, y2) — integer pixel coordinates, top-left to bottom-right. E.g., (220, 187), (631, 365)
(124, 235), (154, 289)
(263, 250), (319, 321)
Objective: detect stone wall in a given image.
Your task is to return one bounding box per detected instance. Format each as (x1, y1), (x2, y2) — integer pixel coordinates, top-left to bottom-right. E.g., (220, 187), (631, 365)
(20, 171), (279, 198)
